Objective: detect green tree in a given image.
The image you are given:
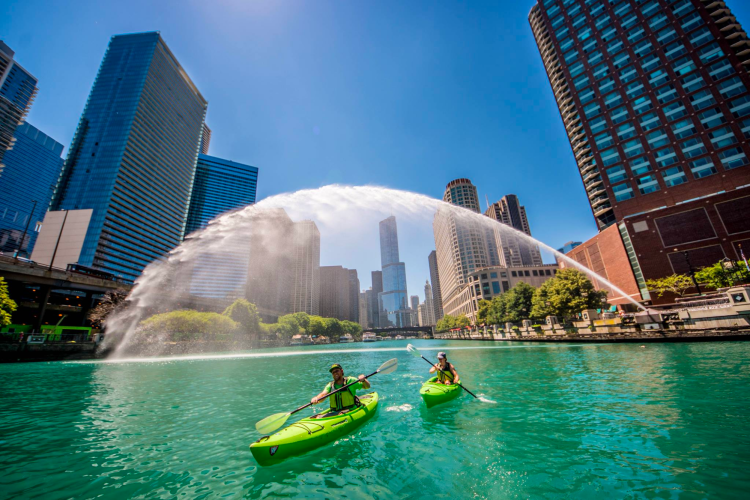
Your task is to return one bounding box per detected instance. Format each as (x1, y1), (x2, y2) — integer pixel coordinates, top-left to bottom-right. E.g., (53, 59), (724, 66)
(530, 269), (608, 320)
(139, 310), (238, 341)
(341, 320), (363, 340)
(694, 261), (750, 290)
(436, 314), (470, 332)
(0, 277), (17, 327)
(87, 289), (129, 328)
(502, 282), (536, 323)
(308, 316), (326, 337)
(476, 299), (492, 325)
(222, 299), (261, 337)
(645, 273), (695, 298)
(323, 317), (344, 340)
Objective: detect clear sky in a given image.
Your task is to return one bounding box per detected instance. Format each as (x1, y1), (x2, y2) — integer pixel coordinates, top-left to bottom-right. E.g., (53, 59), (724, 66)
(3, 0), (750, 300)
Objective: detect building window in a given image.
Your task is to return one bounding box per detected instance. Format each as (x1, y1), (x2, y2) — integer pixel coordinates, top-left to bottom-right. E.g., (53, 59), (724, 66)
(697, 42), (723, 65)
(708, 126), (738, 149)
(689, 157), (717, 178)
(491, 281), (501, 294)
(717, 77), (747, 99)
(623, 139), (645, 158)
(680, 73), (705, 93)
(730, 95), (750, 118)
(680, 11), (704, 32)
(637, 175), (661, 195)
(639, 112), (662, 130)
(617, 122), (636, 140)
(524, 271), (530, 277)
(662, 166), (688, 187)
(688, 27), (714, 48)
(511, 270), (517, 277)
(630, 157), (652, 176)
(647, 129), (669, 149)
(708, 59), (734, 81)
(606, 165), (627, 183)
(532, 270), (539, 276)
(649, 68), (670, 88)
(680, 138), (707, 159)
(670, 118), (696, 139)
(698, 108), (727, 129)
(740, 118), (750, 139)
(689, 89), (717, 111)
(663, 101), (687, 121)
(613, 181), (635, 201)
(594, 131), (614, 149)
(718, 147), (749, 170)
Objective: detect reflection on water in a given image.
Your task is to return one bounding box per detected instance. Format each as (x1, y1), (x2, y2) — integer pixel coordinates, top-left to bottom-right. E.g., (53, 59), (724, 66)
(1, 340), (749, 498)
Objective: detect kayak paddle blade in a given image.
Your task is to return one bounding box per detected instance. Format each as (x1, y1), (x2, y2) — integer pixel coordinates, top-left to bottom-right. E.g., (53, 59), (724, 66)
(255, 412), (290, 435)
(406, 344), (421, 357)
(377, 358), (398, 375)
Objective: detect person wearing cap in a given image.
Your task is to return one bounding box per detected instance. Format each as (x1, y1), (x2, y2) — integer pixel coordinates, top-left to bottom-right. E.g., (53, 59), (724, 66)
(429, 352), (460, 385)
(310, 364), (370, 417)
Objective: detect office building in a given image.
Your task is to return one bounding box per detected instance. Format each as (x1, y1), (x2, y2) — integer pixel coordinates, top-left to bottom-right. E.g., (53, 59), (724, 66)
(292, 220), (320, 315)
(51, 32), (207, 282)
(0, 122), (64, 256)
(529, 0), (750, 230)
(358, 291), (368, 329)
(184, 154), (258, 236)
(0, 41), (38, 168)
(364, 288), (375, 328)
(485, 194), (543, 267)
(410, 295), (419, 311)
(428, 250), (444, 321)
(423, 280), (436, 326)
(378, 216), (411, 327)
(348, 269), (360, 323)
(200, 123), (211, 154)
(558, 241), (582, 254)
(417, 303), (427, 327)
(320, 265), (352, 321)
(530, 0), (750, 304)
(369, 270), (383, 328)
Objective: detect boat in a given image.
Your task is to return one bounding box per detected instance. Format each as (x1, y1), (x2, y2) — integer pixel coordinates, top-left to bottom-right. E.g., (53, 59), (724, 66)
(419, 377), (462, 408)
(290, 334), (313, 346)
(362, 332), (377, 343)
(339, 334), (354, 343)
(395, 335), (405, 340)
(250, 393), (379, 466)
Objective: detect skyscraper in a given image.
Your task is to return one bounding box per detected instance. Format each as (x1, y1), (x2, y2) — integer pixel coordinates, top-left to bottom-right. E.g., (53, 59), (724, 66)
(292, 220), (320, 316)
(433, 179), (495, 318)
(358, 291), (369, 329)
(200, 123), (211, 155)
(529, 0), (750, 230)
(348, 269), (360, 323)
(423, 280), (436, 326)
(410, 295), (419, 311)
(364, 288), (374, 328)
(0, 41), (38, 169)
(0, 122), (63, 256)
(428, 250), (444, 321)
(485, 194), (543, 267)
(320, 265), (352, 321)
(184, 154), (258, 236)
(51, 32), (207, 282)
(369, 270), (383, 328)
(378, 216), (410, 327)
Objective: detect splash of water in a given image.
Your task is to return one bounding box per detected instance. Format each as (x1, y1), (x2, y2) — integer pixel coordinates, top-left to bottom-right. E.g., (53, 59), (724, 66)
(105, 185), (644, 357)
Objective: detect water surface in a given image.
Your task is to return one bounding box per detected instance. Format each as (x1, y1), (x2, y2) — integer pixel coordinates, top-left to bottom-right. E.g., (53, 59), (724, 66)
(1, 340), (749, 498)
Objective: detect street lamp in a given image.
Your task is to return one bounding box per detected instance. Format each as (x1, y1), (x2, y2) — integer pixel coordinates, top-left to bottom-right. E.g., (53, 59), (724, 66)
(683, 251), (702, 295)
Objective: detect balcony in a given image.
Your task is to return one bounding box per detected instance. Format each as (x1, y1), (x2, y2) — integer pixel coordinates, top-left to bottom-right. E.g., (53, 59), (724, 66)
(594, 204), (613, 217)
(591, 196), (609, 208)
(582, 169), (600, 183)
(585, 177), (604, 190)
(588, 186), (606, 199)
(580, 161), (597, 175)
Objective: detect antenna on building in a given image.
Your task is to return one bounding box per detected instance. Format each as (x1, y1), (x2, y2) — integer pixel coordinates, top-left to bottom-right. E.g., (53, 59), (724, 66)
(485, 194), (491, 212)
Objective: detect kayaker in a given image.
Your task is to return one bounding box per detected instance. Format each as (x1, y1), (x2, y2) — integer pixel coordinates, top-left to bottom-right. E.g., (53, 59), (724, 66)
(310, 364), (370, 417)
(430, 352), (459, 385)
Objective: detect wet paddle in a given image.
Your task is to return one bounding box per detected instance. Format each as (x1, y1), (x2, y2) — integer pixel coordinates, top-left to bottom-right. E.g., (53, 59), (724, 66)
(406, 344), (478, 399)
(254, 357), (398, 434)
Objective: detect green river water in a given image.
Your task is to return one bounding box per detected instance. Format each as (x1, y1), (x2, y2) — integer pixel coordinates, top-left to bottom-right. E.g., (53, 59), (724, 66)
(1, 340), (749, 499)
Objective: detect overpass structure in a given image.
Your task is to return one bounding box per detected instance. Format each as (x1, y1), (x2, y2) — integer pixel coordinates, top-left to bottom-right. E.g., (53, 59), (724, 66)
(0, 255), (133, 331)
(365, 326), (434, 338)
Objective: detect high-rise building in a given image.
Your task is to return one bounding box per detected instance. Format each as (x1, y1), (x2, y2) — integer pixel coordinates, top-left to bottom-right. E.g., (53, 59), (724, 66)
(378, 216), (411, 327)
(364, 288), (375, 328)
(428, 250), (444, 321)
(558, 241), (582, 254)
(529, 0), (750, 231)
(184, 154), (258, 236)
(51, 32), (207, 282)
(0, 122), (63, 256)
(485, 194), (543, 267)
(348, 269), (360, 324)
(410, 295), (419, 311)
(0, 41), (38, 169)
(320, 265), (352, 321)
(369, 271), (383, 328)
(417, 303), (427, 327)
(423, 280), (436, 326)
(530, 0), (750, 306)
(358, 291), (369, 329)
(433, 179), (495, 318)
(200, 123), (211, 155)
(292, 221), (320, 316)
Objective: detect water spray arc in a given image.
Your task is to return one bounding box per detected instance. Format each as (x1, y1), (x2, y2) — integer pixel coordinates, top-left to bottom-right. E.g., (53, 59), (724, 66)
(105, 185), (645, 357)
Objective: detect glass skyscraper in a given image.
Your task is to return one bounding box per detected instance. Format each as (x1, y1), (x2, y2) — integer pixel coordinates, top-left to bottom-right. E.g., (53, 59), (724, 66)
(0, 122), (64, 256)
(0, 41), (38, 168)
(52, 32), (207, 282)
(378, 216), (410, 328)
(529, 0), (750, 230)
(184, 154), (258, 235)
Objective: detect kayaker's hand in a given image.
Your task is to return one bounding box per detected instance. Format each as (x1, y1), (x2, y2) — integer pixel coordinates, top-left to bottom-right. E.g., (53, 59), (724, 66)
(311, 397), (319, 405)
(358, 374), (366, 382)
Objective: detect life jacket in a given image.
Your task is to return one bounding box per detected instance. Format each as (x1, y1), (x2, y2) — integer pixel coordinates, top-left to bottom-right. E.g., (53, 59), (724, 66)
(326, 376), (359, 410)
(436, 362), (455, 383)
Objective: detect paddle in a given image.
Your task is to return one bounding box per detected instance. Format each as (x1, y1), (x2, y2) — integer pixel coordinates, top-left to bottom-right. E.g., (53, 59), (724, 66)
(406, 344), (478, 399)
(254, 357), (398, 434)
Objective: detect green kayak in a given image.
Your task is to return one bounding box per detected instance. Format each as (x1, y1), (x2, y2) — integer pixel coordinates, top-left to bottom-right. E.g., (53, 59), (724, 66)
(420, 376), (462, 408)
(250, 392), (379, 466)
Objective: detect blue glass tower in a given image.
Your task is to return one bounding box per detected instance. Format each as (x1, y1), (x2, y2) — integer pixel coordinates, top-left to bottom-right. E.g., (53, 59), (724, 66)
(51, 32), (207, 282)
(184, 154), (258, 235)
(378, 216), (410, 328)
(0, 41), (38, 168)
(0, 122), (64, 256)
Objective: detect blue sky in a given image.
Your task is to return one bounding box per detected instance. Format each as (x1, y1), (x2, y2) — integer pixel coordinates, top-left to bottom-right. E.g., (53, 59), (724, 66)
(4, 0), (749, 299)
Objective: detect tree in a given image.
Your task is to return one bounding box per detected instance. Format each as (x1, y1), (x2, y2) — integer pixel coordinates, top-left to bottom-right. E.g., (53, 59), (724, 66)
(222, 299), (261, 337)
(323, 317), (344, 340)
(645, 273), (695, 298)
(436, 314), (470, 332)
(530, 269), (608, 320)
(88, 289), (129, 328)
(502, 282), (536, 323)
(308, 316), (326, 337)
(477, 299), (492, 325)
(695, 260), (750, 290)
(341, 320), (363, 340)
(139, 310), (239, 341)
(0, 277), (17, 327)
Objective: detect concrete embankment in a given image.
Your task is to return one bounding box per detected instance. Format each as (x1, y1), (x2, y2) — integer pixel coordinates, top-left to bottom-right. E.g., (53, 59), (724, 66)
(433, 329), (750, 343)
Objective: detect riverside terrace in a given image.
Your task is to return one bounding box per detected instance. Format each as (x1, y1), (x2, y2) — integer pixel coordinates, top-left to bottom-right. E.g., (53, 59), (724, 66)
(434, 286), (750, 343)
(0, 254), (133, 331)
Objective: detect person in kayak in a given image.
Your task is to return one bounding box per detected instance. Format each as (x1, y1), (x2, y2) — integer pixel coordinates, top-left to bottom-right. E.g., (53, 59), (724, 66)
(430, 352), (460, 385)
(310, 364), (370, 417)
